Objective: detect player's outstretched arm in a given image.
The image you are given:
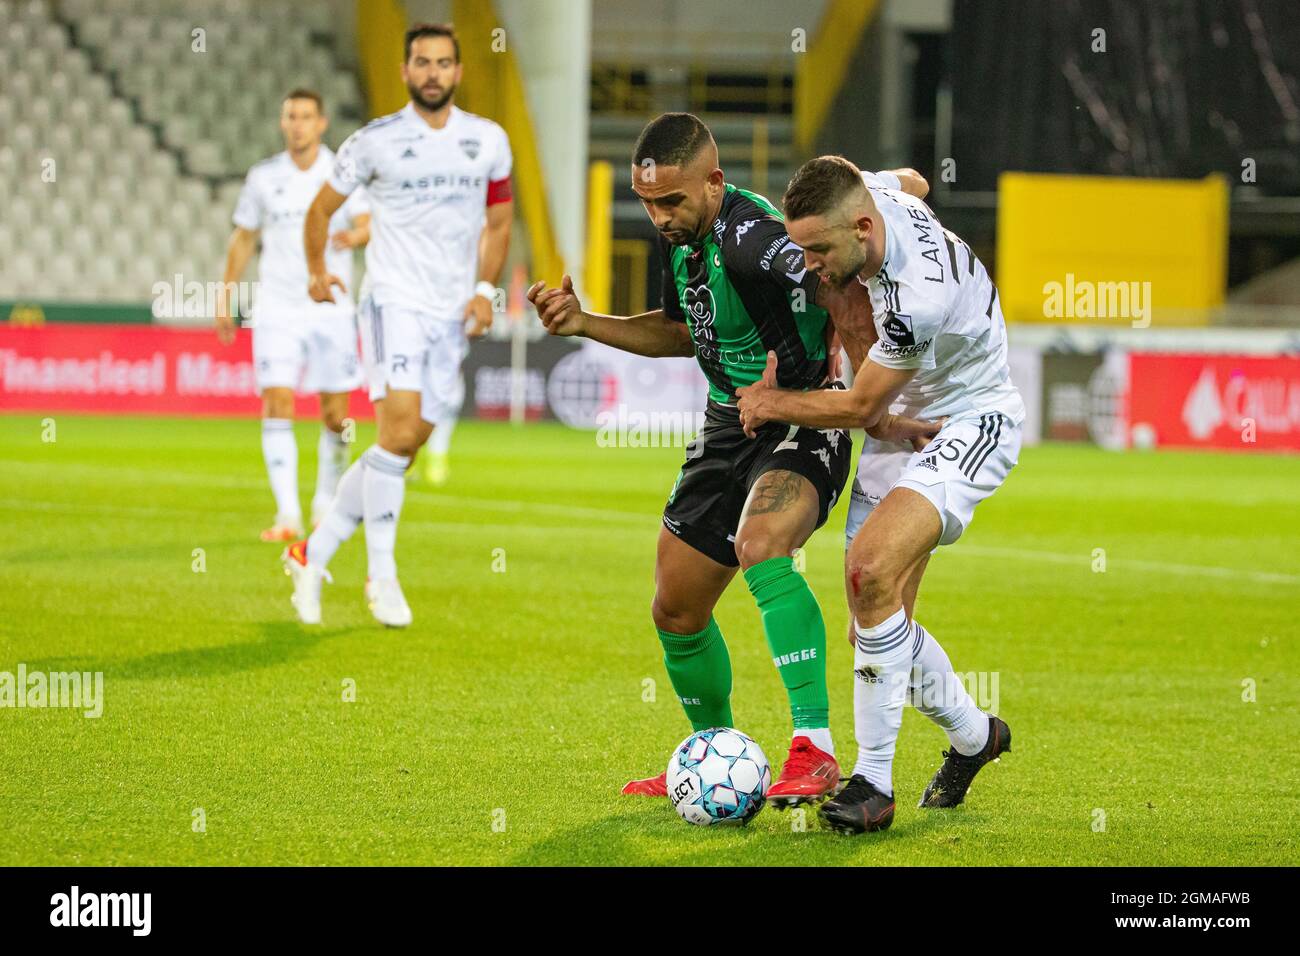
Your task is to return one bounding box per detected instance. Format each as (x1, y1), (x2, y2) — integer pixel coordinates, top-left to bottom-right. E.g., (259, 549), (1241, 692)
(527, 275), (693, 358)
(737, 351), (922, 437)
(884, 167), (929, 199)
(304, 182), (348, 303)
(215, 226), (257, 344)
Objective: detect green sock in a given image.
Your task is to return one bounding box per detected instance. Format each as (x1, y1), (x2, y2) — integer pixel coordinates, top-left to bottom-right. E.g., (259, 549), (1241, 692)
(657, 617), (733, 732)
(743, 556), (829, 730)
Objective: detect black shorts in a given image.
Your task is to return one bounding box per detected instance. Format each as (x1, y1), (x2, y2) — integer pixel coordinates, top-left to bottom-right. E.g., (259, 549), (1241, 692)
(662, 397), (853, 567)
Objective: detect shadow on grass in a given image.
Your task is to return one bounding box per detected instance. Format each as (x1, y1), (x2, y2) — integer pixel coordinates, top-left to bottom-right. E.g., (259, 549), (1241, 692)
(508, 798), (981, 866)
(19, 621), (358, 680)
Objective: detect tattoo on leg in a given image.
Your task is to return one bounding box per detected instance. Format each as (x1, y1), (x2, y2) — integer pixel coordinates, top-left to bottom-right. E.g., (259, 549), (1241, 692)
(748, 471), (805, 516)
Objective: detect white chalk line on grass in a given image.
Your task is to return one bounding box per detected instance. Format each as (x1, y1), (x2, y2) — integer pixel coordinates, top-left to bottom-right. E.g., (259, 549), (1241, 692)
(1, 495), (1295, 587)
(954, 544), (1298, 586)
(0, 497), (635, 539)
(0, 460), (651, 526)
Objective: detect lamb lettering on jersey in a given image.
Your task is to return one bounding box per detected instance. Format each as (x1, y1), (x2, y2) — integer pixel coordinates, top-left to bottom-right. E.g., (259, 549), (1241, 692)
(904, 205), (944, 284)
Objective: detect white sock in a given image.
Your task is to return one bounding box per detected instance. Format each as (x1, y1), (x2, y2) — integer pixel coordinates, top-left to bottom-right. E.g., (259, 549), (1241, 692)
(305, 457), (364, 569)
(907, 620), (990, 756)
(261, 418), (300, 525)
(851, 607), (913, 796)
(312, 426), (349, 518)
(797, 727), (834, 756)
(362, 445), (411, 581)
(429, 414), (456, 455)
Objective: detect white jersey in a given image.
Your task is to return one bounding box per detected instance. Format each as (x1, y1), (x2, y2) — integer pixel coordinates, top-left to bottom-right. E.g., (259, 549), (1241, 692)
(329, 103), (513, 320)
(233, 146), (368, 320)
(859, 171), (1024, 424)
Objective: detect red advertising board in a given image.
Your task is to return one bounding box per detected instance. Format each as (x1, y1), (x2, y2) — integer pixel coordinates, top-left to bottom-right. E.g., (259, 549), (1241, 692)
(0, 324), (374, 418)
(1128, 353), (1300, 450)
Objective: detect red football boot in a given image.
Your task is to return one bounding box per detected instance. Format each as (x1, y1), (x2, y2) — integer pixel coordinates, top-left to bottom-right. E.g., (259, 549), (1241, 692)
(766, 736), (841, 807)
(621, 772), (667, 796)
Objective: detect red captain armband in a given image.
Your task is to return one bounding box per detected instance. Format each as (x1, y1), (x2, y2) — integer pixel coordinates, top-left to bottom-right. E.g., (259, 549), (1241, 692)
(486, 176), (512, 206)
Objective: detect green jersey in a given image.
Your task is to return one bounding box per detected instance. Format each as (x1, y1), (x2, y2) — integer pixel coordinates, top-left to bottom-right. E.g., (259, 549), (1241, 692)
(658, 184), (830, 404)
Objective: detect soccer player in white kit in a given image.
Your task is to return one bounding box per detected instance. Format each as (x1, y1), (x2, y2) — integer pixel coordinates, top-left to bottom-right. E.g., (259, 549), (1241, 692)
(283, 24), (514, 628)
(737, 156), (1023, 834)
(215, 89), (370, 542)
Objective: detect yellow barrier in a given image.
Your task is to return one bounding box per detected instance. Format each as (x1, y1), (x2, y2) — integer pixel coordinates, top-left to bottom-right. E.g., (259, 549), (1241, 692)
(610, 240), (649, 317)
(794, 0), (880, 153)
(997, 172), (1228, 326)
(355, 0), (409, 118)
(452, 0), (564, 286)
(585, 161), (613, 315)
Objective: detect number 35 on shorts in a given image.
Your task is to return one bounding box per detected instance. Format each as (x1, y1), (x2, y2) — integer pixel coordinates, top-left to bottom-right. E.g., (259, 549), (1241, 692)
(895, 412), (1022, 546)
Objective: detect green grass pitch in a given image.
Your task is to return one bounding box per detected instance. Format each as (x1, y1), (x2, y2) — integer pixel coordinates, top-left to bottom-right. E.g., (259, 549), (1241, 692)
(0, 413), (1296, 866)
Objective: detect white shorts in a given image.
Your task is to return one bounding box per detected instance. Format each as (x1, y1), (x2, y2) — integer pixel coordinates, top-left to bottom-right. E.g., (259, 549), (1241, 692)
(845, 411), (1021, 547)
(252, 310), (362, 395)
(358, 295), (468, 425)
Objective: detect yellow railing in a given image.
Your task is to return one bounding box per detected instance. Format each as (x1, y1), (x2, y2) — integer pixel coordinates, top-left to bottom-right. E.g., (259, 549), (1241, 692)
(452, 0), (564, 285)
(355, 0), (408, 117)
(592, 64), (792, 116)
(585, 161), (613, 315)
(794, 0), (879, 152)
(610, 240), (649, 317)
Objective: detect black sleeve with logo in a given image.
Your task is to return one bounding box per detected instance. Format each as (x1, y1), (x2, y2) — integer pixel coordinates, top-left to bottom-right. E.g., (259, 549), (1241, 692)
(720, 198), (827, 390)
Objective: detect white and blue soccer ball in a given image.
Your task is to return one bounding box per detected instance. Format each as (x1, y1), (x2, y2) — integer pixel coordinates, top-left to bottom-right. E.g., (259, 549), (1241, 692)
(666, 727), (771, 826)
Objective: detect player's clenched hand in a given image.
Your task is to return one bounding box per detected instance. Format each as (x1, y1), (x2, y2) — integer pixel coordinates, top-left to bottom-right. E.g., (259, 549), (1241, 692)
(330, 228), (361, 251)
(866, 413), (946, 450)
(736, 350), (781, 438)
(308, 270), (345, 304)
(825, 326), (844, 382)
(527, 274), (586, 337)
(909, 417), (946, 452)
(464, 292), (493, 338)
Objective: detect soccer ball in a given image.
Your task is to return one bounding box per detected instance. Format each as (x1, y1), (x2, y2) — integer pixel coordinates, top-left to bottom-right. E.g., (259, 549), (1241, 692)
(666, 727), (771, 826)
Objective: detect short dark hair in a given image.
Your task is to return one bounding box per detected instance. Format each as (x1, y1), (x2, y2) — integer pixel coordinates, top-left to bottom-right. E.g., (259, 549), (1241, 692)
(632, 112), (715, 168)
(283, 88), (324, 113)
(405, 22), (459, 63)
(783, 155), (866, 221)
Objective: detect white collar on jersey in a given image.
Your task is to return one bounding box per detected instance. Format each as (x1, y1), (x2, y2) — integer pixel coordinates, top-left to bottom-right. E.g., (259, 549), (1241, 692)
(401, 101), (460, 132)
(280, 145), (331, 175)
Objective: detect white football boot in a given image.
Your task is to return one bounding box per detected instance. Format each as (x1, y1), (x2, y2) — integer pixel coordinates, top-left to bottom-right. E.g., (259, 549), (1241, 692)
(282, 540), (330, 625)
(366, 578), (412, 628)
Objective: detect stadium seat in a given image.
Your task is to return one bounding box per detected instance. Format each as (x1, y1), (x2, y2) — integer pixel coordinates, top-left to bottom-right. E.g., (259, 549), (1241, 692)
(0, 0), (366, 306)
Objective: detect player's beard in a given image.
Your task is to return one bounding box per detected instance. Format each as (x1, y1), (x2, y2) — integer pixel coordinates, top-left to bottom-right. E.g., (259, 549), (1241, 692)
(660, 222), (697, 246)
(831, 245), (869, 288)
(409, 80), (455, 112)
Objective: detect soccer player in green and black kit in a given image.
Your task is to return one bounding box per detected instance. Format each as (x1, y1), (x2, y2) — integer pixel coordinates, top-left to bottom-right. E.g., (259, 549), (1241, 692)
(528, 113), (935, 805)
